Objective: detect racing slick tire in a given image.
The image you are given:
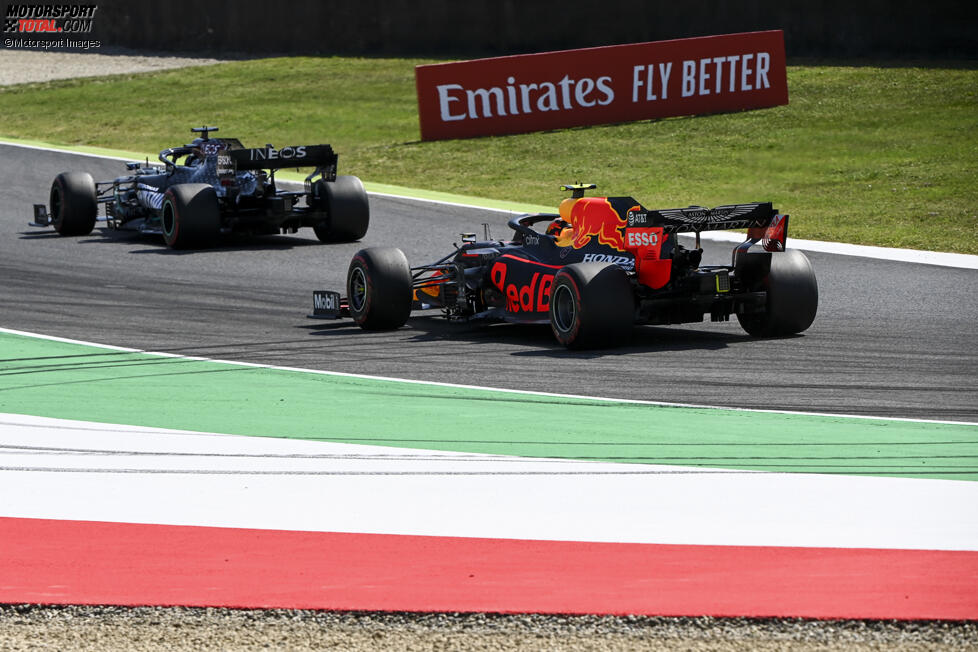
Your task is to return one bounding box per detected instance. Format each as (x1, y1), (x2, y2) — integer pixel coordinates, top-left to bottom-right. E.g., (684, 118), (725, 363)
(314, 175), (370, 243)
(161, 183), (220, 249)
(549, 262), (634, 349)
(737, 250), (818, 337)
(49, 172), (97, 236)
(347, 247), (412, 330)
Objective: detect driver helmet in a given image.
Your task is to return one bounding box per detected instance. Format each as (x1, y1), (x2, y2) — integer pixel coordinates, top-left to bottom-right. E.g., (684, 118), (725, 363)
(548, 198), (577, 246)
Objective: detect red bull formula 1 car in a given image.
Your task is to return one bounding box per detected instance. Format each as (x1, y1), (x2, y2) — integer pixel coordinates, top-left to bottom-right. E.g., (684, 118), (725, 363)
(311, 184), (817, 348)
(30, 126), (369, 248)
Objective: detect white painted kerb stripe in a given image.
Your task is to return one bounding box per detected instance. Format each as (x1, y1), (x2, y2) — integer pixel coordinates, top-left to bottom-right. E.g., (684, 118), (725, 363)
(1, 413), (976, 552)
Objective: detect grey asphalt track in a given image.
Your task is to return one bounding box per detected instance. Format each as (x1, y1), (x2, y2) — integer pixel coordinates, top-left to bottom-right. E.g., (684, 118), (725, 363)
(2, 144), (976, 420)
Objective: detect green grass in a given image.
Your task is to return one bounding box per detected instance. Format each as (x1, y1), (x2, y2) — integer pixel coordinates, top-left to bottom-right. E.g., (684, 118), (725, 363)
(1, 57), (976, 253)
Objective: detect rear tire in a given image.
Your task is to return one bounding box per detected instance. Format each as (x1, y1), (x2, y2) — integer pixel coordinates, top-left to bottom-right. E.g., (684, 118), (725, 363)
(737, 250), (818, 336)
(161, 183), (220, 249)
(549, 262), (634, 349)
(314, 175), (369, 242)
(50, 172), (97, 236)
(347, 247), (412, 330)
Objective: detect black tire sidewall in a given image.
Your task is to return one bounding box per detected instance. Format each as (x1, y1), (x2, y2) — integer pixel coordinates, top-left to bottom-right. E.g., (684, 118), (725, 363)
(737, 250), (818, 336)
(346, 247), (411, 330)
(316, 175), (370, 243)
(550, 262), (633, 349)
(347, 255), (374, 324)
(162, 184), (220, 249)
(50, 172), (97, 236)
(767, 250), (818, 334)
(161, 194), (180, 247)
(550, 273), (584, 347)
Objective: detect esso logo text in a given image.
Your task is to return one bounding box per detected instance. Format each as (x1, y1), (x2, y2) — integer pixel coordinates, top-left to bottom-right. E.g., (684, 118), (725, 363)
(626, 230), (659, 247)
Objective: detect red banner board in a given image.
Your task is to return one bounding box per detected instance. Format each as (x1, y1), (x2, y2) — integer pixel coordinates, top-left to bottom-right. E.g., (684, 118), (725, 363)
(416, 30), (788, 141)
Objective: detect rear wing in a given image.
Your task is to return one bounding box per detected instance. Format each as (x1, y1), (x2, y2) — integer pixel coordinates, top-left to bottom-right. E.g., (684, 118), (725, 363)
(616, 196), (788, 254)
(611, 198), (777, 234)
(227, 144), (338, 174)
(613, 197), (788, 289)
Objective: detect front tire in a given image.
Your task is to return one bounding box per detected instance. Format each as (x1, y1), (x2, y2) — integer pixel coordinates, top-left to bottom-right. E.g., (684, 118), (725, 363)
(161, 184), (220, 249)
(347, 247), (412, 330)
(737, 250), (818, 336)
(50, 172), (97, 236)
(550, 262), (634, 349)
(314, 175), (370, 243)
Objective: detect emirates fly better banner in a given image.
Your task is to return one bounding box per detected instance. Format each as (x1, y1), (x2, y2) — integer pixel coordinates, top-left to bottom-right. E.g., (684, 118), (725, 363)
(416, 30), (787, 141)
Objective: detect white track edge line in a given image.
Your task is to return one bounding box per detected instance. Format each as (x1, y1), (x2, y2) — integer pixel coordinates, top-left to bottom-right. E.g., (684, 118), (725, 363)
(3, 326), (976, 428)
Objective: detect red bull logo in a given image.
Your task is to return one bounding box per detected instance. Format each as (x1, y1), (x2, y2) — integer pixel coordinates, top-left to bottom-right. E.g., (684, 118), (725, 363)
(569, 197), (627, 251)
(491, 258), (556, 315)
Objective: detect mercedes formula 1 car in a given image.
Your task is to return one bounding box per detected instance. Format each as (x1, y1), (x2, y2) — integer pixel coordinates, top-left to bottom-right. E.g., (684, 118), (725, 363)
(311, 184), (817, 349)
(30, 126), (369, 248)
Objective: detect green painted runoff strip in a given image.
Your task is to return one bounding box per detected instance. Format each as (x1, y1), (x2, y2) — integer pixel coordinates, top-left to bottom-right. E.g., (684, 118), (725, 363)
(0, 136), (554, 215)
(1, 331), (976, 481)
